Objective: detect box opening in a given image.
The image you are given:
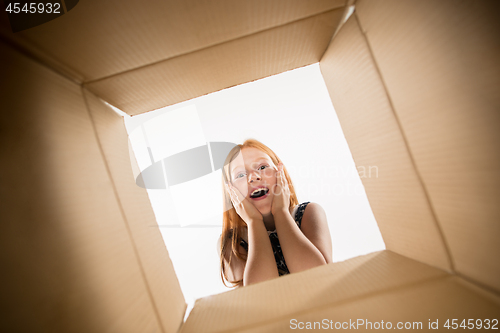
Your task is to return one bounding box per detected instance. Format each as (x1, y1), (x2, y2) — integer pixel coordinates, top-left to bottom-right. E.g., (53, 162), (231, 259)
(120, 63), (385, 316)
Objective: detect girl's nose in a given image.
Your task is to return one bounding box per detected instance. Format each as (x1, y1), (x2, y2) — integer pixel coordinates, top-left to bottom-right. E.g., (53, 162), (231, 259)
(248, 171), (261, 183)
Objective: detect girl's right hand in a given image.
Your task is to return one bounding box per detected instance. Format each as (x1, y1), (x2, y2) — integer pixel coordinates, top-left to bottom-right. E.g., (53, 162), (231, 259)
(225, 182), (263, 225)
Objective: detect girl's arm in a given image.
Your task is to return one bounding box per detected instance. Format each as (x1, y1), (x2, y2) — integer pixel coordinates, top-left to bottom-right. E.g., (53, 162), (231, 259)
(272, 163), (333, 273)
(274, 203), (332, 273)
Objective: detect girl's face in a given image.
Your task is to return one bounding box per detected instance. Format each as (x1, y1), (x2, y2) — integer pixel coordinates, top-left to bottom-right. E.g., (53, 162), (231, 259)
(228, 147), (278, 215)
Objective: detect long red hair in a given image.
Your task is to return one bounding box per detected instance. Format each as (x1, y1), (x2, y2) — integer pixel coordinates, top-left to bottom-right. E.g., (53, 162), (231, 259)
(220, 139), (299, 287)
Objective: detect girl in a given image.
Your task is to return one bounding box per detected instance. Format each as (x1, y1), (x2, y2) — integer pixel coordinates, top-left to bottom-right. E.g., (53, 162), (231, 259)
(218, 139), (333, 287)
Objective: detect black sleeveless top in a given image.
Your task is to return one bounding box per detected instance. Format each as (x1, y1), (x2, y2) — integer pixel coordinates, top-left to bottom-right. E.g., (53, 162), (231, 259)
(240, 202), (310, 276)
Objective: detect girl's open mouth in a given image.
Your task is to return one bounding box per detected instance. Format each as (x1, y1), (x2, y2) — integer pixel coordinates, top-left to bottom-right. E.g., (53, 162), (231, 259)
(250, 187), (269, 201)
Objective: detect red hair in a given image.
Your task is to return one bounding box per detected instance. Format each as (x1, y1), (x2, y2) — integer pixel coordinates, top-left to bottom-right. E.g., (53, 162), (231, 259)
(220, 139), (298, 287)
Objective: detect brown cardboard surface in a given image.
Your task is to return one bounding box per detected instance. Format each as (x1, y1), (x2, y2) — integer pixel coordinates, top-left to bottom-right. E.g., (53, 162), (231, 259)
(355, 0), (500, 293)
(180, 251), (447, 333)
(455, 277), (500, 306)
(83, 89), (186, 332)
(0, 41), (163, 332)
(235, 276), (500, 332)
(319, 17), (452, 271)
(0, 0), (344, 83)
(2, 1), (500, 331)
(85, 9), (344, 115)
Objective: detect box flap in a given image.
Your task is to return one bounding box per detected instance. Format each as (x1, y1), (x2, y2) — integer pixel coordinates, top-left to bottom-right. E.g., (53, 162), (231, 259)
(85, 9), (344, 115)
(83, 89), (187, 332)
(181, 251), (447, 332)
(0, 0), (346, 115)
(234, 276), (500, 332)
(320, 16), (452, 271)
(1, 0), (344, 81)
(355, 0), (500, 292)
(0, 40), (168, 332)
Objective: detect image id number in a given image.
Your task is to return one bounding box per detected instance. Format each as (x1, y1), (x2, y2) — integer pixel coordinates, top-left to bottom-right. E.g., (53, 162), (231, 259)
(6, 2), (61, 14)
(444, 319), (498, 330)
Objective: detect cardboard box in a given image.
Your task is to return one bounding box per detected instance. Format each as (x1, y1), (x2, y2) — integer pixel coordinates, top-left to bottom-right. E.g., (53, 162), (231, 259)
(1, 0), (499, 331)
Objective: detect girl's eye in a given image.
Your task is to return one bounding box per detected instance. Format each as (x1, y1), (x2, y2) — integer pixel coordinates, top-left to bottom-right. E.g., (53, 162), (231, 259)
(235, 172), (246, 179)
(258, 165), (268, 170)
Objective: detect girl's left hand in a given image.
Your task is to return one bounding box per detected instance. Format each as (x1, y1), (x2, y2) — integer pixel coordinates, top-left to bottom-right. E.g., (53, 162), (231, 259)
(271, 163), (290, 216)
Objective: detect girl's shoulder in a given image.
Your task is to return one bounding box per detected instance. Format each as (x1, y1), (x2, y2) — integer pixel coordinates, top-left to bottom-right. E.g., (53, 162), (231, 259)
(291, 201), (311, 228)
